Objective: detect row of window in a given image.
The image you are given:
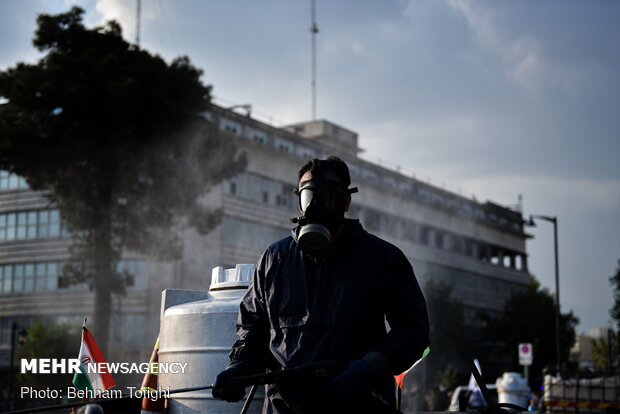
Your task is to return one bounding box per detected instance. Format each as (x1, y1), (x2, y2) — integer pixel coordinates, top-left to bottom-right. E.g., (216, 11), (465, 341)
(0, 260), (147, 294)
(0, 209), (67, 242)
(351, 204), (527, 272)
(227, 173), (297, 212)
(0, 262), (60, 293)
(222, 171), (526, 271)
(0, 170), (28, 190)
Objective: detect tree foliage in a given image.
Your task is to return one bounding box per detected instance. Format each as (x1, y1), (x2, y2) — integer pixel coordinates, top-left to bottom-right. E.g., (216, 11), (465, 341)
(423, 280), (469, 384)
(592, 259), (620, 372)
(15, 322), (82, 389)
(0, 7), (245, 349)
(482, 276), (578, 380)
(591, 335), (619, 372)
(610, 259), (620, 331)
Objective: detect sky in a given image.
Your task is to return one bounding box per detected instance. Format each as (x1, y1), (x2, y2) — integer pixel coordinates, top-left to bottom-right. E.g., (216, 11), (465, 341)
(1, 0), (619, 334)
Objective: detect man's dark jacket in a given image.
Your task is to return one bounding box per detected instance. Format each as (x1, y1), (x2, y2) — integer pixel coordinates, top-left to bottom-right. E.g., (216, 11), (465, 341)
(230, 219), (430, 413)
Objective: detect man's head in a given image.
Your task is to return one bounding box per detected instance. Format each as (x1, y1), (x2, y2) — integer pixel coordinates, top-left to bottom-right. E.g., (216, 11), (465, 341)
(293, 156), (357, 259)
(297, 156), (352, 189)
(296, 156), (353, 215)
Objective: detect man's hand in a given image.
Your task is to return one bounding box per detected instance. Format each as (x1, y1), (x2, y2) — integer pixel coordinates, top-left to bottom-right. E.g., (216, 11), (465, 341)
(329, 359), (375, 400)
(212, 360), (249, 402)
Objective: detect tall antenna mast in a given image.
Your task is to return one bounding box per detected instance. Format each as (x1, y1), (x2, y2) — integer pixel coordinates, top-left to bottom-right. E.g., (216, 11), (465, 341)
(310, 0), (319, 120)
(136, 0), (141, 45)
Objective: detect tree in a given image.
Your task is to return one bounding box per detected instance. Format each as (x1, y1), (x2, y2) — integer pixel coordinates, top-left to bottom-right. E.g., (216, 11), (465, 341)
(610, 260), (620, 332)
(591, 335), (618, 371)
(403, 280), (469, 412)
(424, 280), (469, 377)
(482, 276), (578, 383)
(591, 259), (620, 372)
(0, 7), (245, 350)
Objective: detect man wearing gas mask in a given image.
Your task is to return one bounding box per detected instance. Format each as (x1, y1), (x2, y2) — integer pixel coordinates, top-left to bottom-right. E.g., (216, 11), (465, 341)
(214, 156), (430, 413)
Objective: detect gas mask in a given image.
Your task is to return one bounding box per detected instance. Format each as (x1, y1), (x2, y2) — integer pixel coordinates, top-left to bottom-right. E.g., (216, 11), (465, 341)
(291, 177), (358, 259)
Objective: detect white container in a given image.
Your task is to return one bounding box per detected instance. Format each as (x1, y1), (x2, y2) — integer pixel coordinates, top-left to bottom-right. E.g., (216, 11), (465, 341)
(159, 264), (263, 414)
(496, 372), (530, 408)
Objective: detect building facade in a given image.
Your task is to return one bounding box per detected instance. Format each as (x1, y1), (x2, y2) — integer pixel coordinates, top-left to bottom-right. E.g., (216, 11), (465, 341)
(0, 104), (530, 378)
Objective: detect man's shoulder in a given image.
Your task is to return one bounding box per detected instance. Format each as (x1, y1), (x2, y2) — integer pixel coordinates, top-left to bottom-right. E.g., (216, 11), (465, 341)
(361, 227), (401, 252)
(265, 234), (297, 256)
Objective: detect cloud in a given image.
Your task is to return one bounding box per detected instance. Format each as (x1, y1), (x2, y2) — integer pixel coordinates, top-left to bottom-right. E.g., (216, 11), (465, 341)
(323, 33), (373, 58)
(443, 0), (567, 93)
(94, 0), (159, 42)
(95, 0), (134, 29)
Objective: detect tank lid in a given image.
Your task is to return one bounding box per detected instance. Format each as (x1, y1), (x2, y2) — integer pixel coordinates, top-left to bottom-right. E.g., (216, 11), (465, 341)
(210, 264), (254, 291)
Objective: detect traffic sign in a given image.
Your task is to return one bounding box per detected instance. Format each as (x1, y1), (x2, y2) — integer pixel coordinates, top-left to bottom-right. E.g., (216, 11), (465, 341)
(519, 343), (533, 366)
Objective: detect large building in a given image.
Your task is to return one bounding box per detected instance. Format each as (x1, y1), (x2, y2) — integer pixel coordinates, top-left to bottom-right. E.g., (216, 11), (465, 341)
(0, 103), (530, 378)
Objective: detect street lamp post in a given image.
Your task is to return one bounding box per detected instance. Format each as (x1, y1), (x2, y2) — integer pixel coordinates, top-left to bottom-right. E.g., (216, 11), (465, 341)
(7, 323), (28, 405)
(528, 214), (561, 372)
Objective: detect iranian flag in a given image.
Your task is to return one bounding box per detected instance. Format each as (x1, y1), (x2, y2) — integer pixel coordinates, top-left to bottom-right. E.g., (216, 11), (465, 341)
(72, 326), (115, 391)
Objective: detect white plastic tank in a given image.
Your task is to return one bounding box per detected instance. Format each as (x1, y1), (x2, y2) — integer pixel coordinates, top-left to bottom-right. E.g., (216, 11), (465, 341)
(159, 264), (263, 414)
(496, 372), (530, 408)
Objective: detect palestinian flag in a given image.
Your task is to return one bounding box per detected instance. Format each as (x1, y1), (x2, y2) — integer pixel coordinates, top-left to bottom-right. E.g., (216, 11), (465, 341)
(72, 326), (115, 392)
(395, 346), (430, 388)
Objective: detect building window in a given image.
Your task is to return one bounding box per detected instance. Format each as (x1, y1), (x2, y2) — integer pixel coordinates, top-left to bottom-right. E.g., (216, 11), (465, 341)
(49, 210), (60, 237)
(0, 214), (6, 240)
(384, 177), (397, 189)
(276, 195), (287, 207)
(432, 194), (445, 206)
(418, 189), (430, 201)
(363, 170), (378, 182)
(220, 119), (242, 136)
(24, 264), (34, 291)
(0, 171), (28, 190)
(117, 260), (147, 290)
(274, 138), (294, 154)
(16, 212), (27, 239)
(13, 265), (24, 292)
(229, 182), (237, 195)
(399, 182), (413, 193)
(46, 263), (59, 290)
(435, 232), (444, 249)
(0, 262), (61, 294)
(0, 265), (12, 293)
(0, 209), (64, 241)
(27, 212), (37, 239)
(462, 204), (473, 216)
(262, 191), (269, 203)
